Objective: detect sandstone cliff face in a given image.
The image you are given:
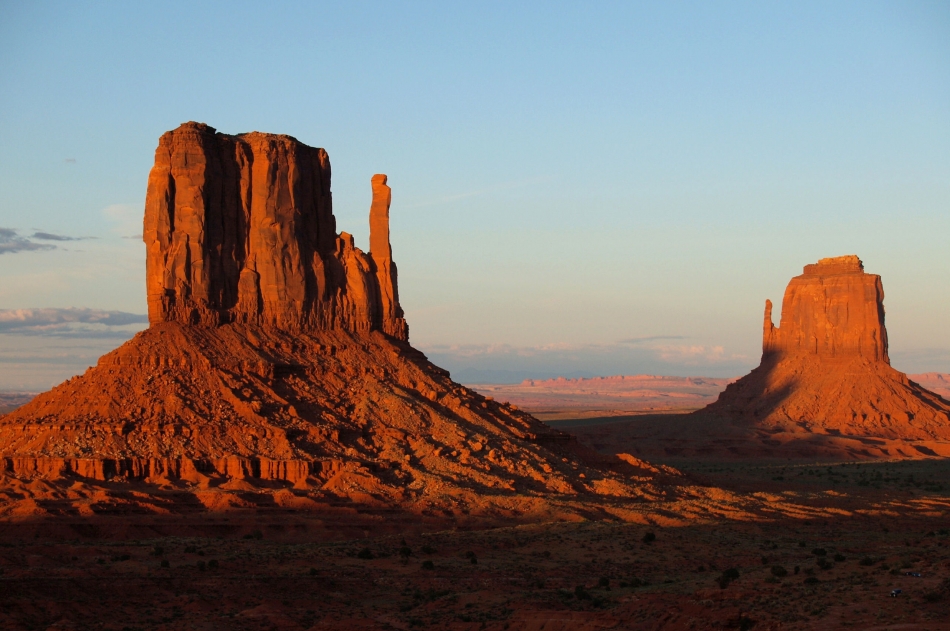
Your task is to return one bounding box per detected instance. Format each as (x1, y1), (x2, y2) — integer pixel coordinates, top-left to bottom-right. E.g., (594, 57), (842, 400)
(706, 255), (950, 443)
(144, 122), (406, 340)
(763, 255), (887, 362)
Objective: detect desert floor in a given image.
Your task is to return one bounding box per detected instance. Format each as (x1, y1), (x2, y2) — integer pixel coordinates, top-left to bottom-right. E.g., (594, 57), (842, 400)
(2, 457), (949, 631)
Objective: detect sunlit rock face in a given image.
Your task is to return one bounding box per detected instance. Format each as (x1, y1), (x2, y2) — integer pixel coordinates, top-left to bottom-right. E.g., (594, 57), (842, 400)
(762, 255), (887, 362)
(144, 122), (407, 340)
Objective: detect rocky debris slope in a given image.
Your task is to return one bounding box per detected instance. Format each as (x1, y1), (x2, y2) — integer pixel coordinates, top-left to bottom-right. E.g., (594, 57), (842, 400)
(705, 255), (950, 441)
(0, 123), (670, 515)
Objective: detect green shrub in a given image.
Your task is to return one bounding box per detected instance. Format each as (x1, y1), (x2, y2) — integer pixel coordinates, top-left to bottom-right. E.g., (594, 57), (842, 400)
(357, 548), (374, 560)
(812, 548), (827, 557)
(421, 560), (434, 570)
(642, 532), (656, 544)
(771, 565), (788, 577)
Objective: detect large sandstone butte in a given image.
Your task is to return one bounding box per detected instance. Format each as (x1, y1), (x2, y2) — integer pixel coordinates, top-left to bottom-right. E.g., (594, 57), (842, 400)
(707, 255), (950, 442)
(144, 122), (407, 339)
(0, 123), (672, 517)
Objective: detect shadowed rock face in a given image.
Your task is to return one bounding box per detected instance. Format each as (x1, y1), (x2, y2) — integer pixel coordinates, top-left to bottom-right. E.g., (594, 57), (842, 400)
(704, 255), (950, 443)
(144, 122), (407, 339)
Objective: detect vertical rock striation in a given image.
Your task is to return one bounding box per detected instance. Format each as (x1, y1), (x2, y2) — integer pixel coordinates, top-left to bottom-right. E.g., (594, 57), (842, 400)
(762, 255), (887, 362)
(144, 122), (407, 340)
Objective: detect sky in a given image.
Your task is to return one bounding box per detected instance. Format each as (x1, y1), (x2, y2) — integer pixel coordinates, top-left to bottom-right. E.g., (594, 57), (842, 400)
(0, 1), (948, 388)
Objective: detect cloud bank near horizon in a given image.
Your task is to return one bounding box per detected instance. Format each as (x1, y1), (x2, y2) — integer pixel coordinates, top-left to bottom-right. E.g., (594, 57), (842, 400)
(0, 307), (148, 338)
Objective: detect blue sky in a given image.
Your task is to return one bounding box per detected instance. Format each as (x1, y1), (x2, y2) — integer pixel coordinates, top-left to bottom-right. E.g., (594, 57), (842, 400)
(0, 1), (948, 387)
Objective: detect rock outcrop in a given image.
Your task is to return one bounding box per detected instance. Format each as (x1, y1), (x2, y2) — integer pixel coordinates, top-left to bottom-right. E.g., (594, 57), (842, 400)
(705, 255), (950, 442)
(144, 122), (406, 339)
(762, 255), (887, 362)
(0, 123), (663, 514)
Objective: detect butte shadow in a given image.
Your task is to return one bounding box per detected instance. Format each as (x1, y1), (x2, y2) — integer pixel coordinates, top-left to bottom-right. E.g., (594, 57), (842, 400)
(566, 256), (950, 462)
(0, 122), (682, 522)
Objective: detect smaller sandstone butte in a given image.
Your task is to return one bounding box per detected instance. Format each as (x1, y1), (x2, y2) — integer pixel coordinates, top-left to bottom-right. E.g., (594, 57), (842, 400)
(706, 255), (950, 442)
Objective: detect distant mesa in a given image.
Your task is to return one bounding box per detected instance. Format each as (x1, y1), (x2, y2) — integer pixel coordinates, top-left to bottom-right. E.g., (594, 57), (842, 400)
(705, 255), (950, 443)
(0, 122), (661, 514)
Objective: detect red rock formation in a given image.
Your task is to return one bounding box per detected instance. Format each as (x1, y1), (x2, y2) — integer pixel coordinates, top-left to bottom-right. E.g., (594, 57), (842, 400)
(368, 174), (408, 339)
(144, 122), (406, 339)
(0, 123), (663, 512)
(762, 255), (887, 362)
(706, 255), (950, 442)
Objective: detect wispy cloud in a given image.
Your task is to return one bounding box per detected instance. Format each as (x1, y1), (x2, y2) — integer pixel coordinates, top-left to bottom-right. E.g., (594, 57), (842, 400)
(0, 308), (148, 338)
(30, 231), (96, 242)
(0, 228), (56, 255)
